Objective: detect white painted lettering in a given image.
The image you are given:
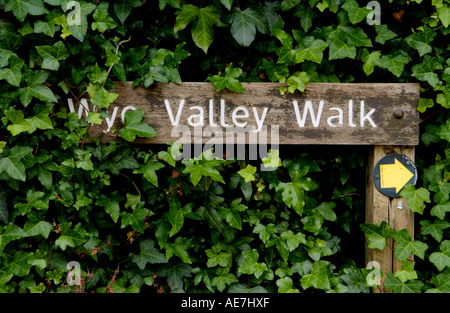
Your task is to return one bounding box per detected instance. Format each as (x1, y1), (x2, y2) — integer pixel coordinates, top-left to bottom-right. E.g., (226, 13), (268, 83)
(187, 106), (204, 127)
(327, 107), (343, 127)
(252, 107), (268, 132)
(293, 100), (324, 127)
(232, 106), (249, 127)
(360, 100), (377, 127)
(164, 99), (185, 126)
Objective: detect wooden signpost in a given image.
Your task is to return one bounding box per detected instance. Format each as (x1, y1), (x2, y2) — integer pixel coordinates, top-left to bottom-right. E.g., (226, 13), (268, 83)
(69, 82), (420, 292)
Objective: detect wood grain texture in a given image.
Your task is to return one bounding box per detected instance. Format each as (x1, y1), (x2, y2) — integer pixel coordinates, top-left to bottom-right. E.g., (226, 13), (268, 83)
(75, 82), (420, 145)
(365, 145), (415, 292)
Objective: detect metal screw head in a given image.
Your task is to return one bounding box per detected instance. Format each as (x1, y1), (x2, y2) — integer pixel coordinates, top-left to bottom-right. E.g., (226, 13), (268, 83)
(374, 174), (380, 179)
(393, 109), (404, 119)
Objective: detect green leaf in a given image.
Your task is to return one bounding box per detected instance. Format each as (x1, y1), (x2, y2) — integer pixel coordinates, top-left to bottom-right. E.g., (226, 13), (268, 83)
(420, 219), (450, 242)
(435, 116), (450, 142)
(427, 273), (450, 293)
(14, 190), (48, 215)
(342, 0), (371, 24)
(96, 192), (123, 223)
(66, 1), (96, 41)
(379, 53), (410, 77)
(36, 41), (69, 71)
(131, 239), (168, 270)
(340, 267), (370, 293)
(431, 202), (450, 220)
(120, 205), (146, 233)
(394, 260), (418, 283)
(114, 0), (142, 24)
(295, 38), (328, 64)
(207, 63), (245, 93)
(405, 26), (436, 56)
(399, 184), (431, 214)
(134, 159), (165, 187)
(0, 146), (33, 181)
(182, 151), (225, 186)
(167, 196), (184, 237)
(360, 221), (393, 250)
(383, 273), (423, 293)
(206, 249), (232, 268)
(230, 7), (268, 47)
(91, 87), (119, 109)
(91, 8), (117, 33)
(212, 269), (238, 292)
(280, 230), (306, 251)
(253, 223), (276, 243)
(238, 249), (268, 279)
(276, 277), (300, 293)
(411, 55), (442, 88)
(54, 223), (87, 251)
(327, 29), (356, 60)
(287, 71), (309, 93)
(438, 5), (450, 28)
(4, 251), (32, 277)
(0, 55), (24, 87)
(393, 229), (428, 261)
(5, 0), (48, 22)
(17, 70), (58, 106)
(362, 51), (381, 76)
(275, 181), (305, 216)
(0, 223), (26, 254)
(23, 212), (53, 239)
(300, 260), (331, 290)
(237, 165), (256, 183)
(374, 24), (397, 44)
(418, 98), (434, 113)
(174, 5), (225, 54)
(429, 240), (450, 271)
(34, 19), (56, 37)
(118, 109), (158, 142)
(159, 262), (193, 291)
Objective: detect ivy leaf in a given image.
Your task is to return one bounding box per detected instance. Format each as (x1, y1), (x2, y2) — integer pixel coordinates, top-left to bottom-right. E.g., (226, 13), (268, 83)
(158, 262), (193, 291)
(134, 159), (165, 187)
(429, 240), (450, 271)
(131, 239), (168, 270)
(174, 5), (225, 54)
(275, 181), (305, 216)
(238, 249), (268, 279)
(90, 87), (119, 109)
(229, 7), (268, 47)
(294, 5), (316, 33)
(0, 223), (26, 254)
(118, 109), (158, 142)
(286, 71), (309, 93)
(374, 24), (397, 44)
(14, 190), (48, 215)
(383, 273), (423, 293)
(4, 251), (32, 277)
(405, 26), (436, 57)
(340, 267), (370, 293)
(66, 1), (96, 41)
(427, 273), (450, 293)
(237, 165), (256, 183)
(167, 195), (184, 237)
(276, 277), (300, 293)
(17, 70), (58, 107)
(164, 237), (192, 264)
(394, 260), (418, 283)
(420, 219), (450, 242)
(23, 212), (53, 239)
(393, 229), (428, 261)
(436, 118), (450, 142)
(295, 38), (328, 64)
(0, 55), (24, 87)
(207, 63), (245, 93)
(379, 53), (411, 77)
(362, 51), (381, 76)
(300, 260), (331, 290)
(431, 202), (450, 220)
(399, 184), (431, 214)
(120, 205), (146, 233)
(206, 249), (232, 268)
(36, 41), (69, 71)
(280, 230), (306, 252)
(114, 0), (142, 24)
(54, 222), (86, 249)
(182, 151), (225, 186)
(360, 221), (393, 250)
(342, 0), (371, 24)
(327, 29), (356, 60)
(91, 8), (117, 33)
(212, 269), (238, 292)
(0, 146), (33, 181)
(418, 98), (434, 113)
(4, 0), (48, 22)
(411, 55), (442, 88)
(96, 192), (124, 223)
(438, 5), (450, 28)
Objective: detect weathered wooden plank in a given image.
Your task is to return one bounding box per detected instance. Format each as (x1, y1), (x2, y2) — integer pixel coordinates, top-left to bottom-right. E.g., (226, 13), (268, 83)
(69, 82), (420, 145)
(365, 145), (415, 292)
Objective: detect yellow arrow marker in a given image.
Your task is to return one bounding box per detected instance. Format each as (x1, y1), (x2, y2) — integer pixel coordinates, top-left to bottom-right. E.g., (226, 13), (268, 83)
(380, 158), (414, 193)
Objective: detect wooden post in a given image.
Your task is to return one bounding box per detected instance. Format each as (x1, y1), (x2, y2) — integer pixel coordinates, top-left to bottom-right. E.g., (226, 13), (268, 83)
(365, 145), (415, 292)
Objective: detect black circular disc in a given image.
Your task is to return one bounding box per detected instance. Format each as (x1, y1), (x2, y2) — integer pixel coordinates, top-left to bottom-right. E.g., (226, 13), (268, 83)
(373, 154), (417, 198)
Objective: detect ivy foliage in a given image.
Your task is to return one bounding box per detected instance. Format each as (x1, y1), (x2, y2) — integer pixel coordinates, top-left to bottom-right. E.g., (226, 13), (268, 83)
(0, 0), (449, 293)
